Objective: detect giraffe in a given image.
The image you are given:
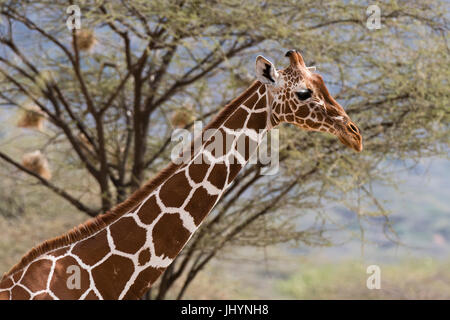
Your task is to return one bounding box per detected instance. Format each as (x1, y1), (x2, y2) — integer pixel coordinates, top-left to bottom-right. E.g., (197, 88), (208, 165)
(0, 50), (362, 300)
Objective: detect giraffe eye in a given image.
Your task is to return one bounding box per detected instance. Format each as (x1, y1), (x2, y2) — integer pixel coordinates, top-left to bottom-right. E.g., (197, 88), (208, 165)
(295, 89), (312, 101)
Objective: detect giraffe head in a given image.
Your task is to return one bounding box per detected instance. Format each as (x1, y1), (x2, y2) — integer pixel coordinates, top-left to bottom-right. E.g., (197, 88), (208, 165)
(256, 50), (362, 152)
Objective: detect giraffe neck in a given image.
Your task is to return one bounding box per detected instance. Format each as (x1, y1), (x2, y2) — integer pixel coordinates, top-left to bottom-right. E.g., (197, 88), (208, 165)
(0, 81), (271, 300)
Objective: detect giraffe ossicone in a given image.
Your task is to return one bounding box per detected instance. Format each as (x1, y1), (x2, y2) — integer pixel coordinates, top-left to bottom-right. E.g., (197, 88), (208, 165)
(0, 50), (362, 300)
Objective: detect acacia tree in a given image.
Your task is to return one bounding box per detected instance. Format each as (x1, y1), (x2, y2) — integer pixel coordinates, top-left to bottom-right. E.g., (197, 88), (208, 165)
(0, 0), (448, 299)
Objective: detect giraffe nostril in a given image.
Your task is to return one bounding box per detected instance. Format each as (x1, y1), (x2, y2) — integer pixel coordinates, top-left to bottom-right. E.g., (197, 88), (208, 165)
(348, 123), (359, 134)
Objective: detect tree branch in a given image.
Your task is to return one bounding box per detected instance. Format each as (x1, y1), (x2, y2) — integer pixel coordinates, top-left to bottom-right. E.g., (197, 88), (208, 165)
(0, 151), (99, 217)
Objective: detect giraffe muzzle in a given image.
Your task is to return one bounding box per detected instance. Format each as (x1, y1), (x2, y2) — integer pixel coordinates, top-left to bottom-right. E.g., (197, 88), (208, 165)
(338, 124), (363, 152)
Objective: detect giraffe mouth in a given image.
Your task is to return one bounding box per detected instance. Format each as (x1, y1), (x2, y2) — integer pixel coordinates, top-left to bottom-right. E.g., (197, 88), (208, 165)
(338, 134), (363, 152)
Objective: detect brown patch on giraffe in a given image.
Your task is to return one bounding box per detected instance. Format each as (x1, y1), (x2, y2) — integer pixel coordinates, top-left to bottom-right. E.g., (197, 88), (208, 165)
(20, 259), (53, 292)
(270, 116), (278, 127)
(259, 84), (266, 95)
(32, 292), (53, 300)
(285, 114), (295, 123)
(137, 195), (161, 225)
(12, 270), (23, 283)
(152, 214), (191, 258)
(123, 266), (164, 300)
(253, 96), (266, 110)
(306, 119), (320, 129)
(72, 229), (109, 266)
(188, 163), (209, 184)
(316, 112), (323, 121)
(185, 187), (218, 225)
(92, 254), (135, 300)
(274, 103), (281, 114)
(11, 286), (30, 299)
(292, 100), (300, 112)
(159, 172), (191, 208)
(84, 290), (100, 300)
(247, 111), (267, 130)
(48, 247), (69, 258)
(0, 277), (13, 289)
(110, 216), (147, 255)
(243, 92), (259, 109)
(138, 248), (151, 266)
(297, 105), (309, 118)
(207, 163), (227, 190)
(50, 256), (90, 300)
(224, 107), (248, 130)
(0, 290), (10, 300)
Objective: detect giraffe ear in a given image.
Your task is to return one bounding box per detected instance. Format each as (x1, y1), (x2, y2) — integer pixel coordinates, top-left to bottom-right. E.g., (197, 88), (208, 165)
(255, 55), (279, 85)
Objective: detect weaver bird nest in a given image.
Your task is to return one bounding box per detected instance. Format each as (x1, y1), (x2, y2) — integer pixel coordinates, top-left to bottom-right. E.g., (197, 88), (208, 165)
(75, 29), (97, 52)
(170, 104), (196, 128)
(21, 150), (52, 180)
(17, 104), (46, 131)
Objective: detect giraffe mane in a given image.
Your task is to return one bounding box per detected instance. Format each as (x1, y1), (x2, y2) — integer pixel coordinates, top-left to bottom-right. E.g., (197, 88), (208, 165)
(2, 80), (263, 280)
